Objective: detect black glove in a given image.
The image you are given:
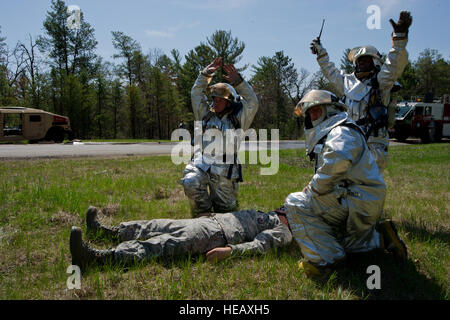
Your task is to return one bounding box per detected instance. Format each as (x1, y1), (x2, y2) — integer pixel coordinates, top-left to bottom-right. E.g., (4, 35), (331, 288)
(310, 38), (325, 56)
(389, 11), (412, 35)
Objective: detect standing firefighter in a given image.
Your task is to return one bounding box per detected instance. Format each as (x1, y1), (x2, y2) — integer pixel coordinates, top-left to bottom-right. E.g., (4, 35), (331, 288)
(287, 90), (407, 278)
(310, 11), (412, 171)
(181, 57), (258, 215)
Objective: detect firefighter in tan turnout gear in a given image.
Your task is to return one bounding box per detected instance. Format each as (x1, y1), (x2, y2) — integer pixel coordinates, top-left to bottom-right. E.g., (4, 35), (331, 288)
(310, 11), (412, 171)
(181, 57), (258, 215)
(286, 90), (407, 278)
(69, 206), (292, 270)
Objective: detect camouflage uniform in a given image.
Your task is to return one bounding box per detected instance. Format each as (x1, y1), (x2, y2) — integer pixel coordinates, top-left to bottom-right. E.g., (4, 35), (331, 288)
(113, 209), (292, 264)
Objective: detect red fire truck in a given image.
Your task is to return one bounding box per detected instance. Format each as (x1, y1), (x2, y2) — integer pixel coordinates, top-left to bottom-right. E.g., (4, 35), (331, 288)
(389, 95), (450, 143)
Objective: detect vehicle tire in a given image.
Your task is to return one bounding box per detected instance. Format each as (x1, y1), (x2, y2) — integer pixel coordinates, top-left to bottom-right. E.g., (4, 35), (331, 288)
(395, 131), (409, 142)
(434, 123), (442, 142)
(420, 121), (436, 144)
(45, 127), (65, 143)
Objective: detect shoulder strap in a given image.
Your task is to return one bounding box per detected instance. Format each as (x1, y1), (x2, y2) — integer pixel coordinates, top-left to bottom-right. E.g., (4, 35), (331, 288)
(229, 102), (243, 130)
(202, 110), (215, 132)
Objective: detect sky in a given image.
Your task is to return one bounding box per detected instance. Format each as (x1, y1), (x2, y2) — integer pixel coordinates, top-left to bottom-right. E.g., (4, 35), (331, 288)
(0, 0), (449, 79)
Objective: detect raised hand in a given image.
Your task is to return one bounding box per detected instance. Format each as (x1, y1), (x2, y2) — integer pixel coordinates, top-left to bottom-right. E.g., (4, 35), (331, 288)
(389, 11), (412, 35)
(310, 38), (326, 56)
(204, 57), (223, 75)
(223, 64), (243, 85)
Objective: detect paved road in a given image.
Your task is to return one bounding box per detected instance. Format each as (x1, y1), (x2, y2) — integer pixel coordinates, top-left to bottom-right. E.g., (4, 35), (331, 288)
(0, 140), (411, 160)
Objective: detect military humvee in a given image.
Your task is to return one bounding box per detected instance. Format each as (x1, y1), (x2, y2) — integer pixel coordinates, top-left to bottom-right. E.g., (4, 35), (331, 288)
(0, 107), (72, 143)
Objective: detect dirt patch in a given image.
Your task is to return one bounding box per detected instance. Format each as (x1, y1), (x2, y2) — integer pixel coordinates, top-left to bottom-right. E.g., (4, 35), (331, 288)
(153, 187), (170, 200)
(50, 211), (81, 226)
(0, 226), (18, 246)
(169, 186), (187, 204)
(101, 204), (120, 216)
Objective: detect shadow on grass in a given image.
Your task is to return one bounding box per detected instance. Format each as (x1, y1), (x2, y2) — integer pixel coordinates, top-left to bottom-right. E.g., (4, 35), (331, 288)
(330, 250), (447, 300)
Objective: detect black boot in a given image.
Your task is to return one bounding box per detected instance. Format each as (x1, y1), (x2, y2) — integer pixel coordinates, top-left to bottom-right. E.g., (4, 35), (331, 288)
(86, 206), (119, 240)
(70, 226), (115, 270)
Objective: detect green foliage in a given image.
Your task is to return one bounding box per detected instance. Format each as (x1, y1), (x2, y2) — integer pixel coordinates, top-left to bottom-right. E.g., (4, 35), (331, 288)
(251, 51), (312, 139)
(414, 49), (450, 97)
(397, 49), (450, 100)
(39, 0), (97, 75)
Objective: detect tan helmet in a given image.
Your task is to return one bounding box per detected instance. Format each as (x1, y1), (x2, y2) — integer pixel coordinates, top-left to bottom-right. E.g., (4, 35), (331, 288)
(348, 45), (382, 66)
(207, 83), (239, 103)
(294, 89), (347, 117)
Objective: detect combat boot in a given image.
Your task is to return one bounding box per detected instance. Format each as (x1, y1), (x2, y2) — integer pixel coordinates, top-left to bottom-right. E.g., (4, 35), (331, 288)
(86, 206), (119, 240)
(70, 226), (115, 270)
(376, 219), (408, 263)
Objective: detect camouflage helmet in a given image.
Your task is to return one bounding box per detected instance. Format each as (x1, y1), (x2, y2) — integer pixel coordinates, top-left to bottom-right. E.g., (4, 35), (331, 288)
(207, 83), (239, 103)
(348, 45), (383, 66)
(293, 89), (347, 118)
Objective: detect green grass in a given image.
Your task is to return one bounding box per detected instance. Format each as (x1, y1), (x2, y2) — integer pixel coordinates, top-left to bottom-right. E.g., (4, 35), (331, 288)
(0, 144), (448, 299)
(0, 140), (28, 144)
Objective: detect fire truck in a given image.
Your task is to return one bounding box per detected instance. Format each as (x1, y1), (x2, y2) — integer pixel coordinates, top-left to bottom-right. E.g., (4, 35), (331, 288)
(389, 95), (450, 143)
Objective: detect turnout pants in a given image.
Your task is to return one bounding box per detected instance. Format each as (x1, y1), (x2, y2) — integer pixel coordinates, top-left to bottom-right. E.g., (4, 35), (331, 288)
(114, 216), (227, 264)
(181, 163), (238, 215)
(285, 190), (382, 267)
(365, 129), (390, 172)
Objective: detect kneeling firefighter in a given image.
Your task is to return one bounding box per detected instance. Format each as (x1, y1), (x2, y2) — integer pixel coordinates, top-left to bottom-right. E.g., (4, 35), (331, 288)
(287, 90), (407, 278)
(310, 11), (412, 171)
(181, 57), (258, 216)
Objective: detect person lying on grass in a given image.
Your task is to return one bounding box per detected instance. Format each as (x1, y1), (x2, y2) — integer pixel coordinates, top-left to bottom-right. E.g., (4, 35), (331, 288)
(69, 206), (293, 271)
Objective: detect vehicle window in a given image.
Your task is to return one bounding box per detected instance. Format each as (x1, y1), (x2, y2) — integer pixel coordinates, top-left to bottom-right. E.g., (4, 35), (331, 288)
(424, 106), (432, 116)
(3, 113), (23, 136)
(396, 105), (411, 118)
(29, 115), (41, 122)
(414, 107), (423, 116)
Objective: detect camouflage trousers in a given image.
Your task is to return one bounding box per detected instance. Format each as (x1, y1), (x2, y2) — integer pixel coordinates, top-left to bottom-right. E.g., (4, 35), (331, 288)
(114, 216), (227, 264)
(180, 163), (238, 215)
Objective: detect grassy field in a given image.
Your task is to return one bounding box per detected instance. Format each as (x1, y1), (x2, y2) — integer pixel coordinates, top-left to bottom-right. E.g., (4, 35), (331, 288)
(0, 143), (448, 300)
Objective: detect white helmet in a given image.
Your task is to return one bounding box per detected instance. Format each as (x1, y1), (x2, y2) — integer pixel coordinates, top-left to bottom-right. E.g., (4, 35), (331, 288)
(348, 45), (383, 69)
(294, 90), (348, 128)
